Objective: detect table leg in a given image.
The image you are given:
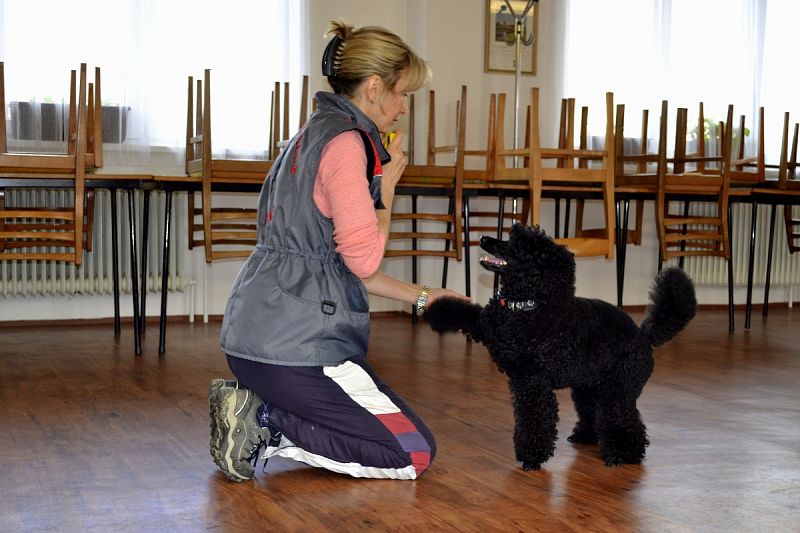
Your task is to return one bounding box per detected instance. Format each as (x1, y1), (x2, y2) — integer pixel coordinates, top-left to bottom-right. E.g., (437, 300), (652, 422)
(463, 196), (471, 299)
(159, 190), (173, 355)
(763, 204), (777, 318)
(127, 190), (142, 355)
(727, 204), (735, 332)
(745, 199), (758, 329)
(139, 190), (150, 334)
(110, 190), (121, 335)
(616, 199), (630, 308)
(411, 195), (419, 324)
(493, 194), (506, 295)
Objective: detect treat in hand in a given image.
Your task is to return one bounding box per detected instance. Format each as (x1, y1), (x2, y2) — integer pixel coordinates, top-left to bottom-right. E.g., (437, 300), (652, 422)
(382, 130), (398, 149)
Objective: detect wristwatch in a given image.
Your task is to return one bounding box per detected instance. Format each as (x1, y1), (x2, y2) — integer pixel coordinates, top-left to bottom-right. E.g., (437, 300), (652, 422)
(416, 285), (431, 313)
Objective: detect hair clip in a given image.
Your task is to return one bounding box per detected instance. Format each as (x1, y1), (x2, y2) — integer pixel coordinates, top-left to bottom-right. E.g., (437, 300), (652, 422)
(321, 36), (343, 76)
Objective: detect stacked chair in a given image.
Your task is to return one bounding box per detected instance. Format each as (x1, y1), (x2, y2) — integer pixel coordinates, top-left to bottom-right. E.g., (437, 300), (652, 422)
(0, 62), (98, 265)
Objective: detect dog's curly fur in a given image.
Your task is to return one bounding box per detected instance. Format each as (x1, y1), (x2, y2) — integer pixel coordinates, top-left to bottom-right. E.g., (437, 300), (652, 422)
(425, 225), (697, 470)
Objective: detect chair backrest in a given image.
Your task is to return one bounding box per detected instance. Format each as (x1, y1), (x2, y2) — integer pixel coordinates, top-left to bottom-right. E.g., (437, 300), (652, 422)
(461, 92), (497, 183)
(269, 76), (311, 159)
(526, 87), (616, 258)
(725, 107), (766, 185)
(68, 66), (103, 169)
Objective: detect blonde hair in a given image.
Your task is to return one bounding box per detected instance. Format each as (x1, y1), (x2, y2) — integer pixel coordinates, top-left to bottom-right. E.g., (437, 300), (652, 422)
(325, 20), (431, 96)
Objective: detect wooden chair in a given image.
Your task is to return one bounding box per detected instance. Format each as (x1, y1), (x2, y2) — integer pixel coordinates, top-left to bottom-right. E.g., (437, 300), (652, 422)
(0, 63), (91, 264)
(461, 92), (528, 247)
(748, 113), (800, 323)
(391, 85), (468, 318)
(523, 87), (616, 258)
(657, 104), (733, 260)
(656, 103), (736, 330)
(185, 69), (272, 263)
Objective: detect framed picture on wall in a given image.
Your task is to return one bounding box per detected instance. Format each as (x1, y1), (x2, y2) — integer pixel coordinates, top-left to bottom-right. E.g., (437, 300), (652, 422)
(485, 0), (538, 74)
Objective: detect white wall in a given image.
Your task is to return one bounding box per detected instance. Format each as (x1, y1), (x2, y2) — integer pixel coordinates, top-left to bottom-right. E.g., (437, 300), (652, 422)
(0, 1), (761, 324)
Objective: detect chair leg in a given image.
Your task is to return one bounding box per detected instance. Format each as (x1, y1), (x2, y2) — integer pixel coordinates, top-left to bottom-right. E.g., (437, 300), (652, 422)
(745, 200), (758, 330)
(563, 199), (571, 237)
(441, 197), (453, 289)
(763, 204), (777, 319)
(679, 201), (689, 270)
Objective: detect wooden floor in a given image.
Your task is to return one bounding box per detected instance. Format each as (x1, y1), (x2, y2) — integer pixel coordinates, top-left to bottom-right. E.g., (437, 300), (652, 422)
(1, 309), (799, 532)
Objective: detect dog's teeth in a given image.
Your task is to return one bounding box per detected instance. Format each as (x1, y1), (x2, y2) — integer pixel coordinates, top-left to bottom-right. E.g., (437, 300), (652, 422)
(480, 253), (507, 266)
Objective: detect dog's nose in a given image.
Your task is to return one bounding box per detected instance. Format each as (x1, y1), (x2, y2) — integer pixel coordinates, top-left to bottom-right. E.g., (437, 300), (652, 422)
(480, 236), (491, 247)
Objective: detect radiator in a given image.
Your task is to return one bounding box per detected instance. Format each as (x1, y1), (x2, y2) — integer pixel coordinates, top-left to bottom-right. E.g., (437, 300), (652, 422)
(0, 189), (186, 297)
(683, 202), (800, 287)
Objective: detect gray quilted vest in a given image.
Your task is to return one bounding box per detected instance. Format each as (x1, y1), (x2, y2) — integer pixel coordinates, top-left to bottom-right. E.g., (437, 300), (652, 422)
(220, 92), (389, 366)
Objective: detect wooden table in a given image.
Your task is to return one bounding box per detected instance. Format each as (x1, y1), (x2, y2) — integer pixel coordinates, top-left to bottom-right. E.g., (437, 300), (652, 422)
(0, 173), (148, 353)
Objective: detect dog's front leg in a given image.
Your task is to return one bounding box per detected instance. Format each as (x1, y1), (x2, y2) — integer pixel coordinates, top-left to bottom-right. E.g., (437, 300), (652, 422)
(508, 375), (558, 471)
(424, 298), (484, 341)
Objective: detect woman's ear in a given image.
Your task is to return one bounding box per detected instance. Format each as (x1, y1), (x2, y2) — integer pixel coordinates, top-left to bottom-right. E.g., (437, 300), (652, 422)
(364, 75), (382, 104)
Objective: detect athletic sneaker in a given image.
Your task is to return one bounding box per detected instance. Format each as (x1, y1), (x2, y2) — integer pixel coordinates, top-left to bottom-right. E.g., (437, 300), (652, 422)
(208, 378), (238, 466)
(213, 386), (272, 482)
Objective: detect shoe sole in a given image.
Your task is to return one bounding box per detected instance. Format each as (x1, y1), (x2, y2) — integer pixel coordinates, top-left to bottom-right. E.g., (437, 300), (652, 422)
(209, 379), (226, 467)
(217, 388), (253, 482)
(209, 379), (240, 467)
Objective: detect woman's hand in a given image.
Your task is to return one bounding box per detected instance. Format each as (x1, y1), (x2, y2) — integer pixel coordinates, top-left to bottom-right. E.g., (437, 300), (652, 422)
(426, 287), (471, 306)
(381, 130), (407, 193)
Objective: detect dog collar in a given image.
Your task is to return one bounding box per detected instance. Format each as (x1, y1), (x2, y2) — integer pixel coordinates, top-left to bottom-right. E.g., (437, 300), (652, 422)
(499, 298), (536, 311)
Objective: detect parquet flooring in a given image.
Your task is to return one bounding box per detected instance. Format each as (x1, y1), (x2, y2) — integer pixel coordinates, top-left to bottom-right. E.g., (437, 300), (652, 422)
(1, 309), (798, 532)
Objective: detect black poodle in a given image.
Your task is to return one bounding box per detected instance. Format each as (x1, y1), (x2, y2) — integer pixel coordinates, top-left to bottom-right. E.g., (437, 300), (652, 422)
(425, 224), (697, 470)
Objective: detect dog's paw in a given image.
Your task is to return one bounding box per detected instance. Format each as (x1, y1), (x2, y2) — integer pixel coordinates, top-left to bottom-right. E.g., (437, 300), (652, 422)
(521, 461), (542, 471)
(567, 428), (599, 445)
(423, 297), (481, 334)
(601, 449), (645, 467)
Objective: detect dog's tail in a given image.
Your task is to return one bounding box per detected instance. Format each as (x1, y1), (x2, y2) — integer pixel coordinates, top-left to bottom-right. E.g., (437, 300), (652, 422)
(640, 267), (697, 347)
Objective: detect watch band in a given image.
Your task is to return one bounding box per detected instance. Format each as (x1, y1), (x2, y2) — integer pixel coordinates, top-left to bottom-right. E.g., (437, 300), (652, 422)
(416, 285), (431, 313)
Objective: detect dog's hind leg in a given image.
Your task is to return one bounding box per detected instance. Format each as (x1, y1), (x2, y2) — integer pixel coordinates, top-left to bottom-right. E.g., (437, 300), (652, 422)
(509, 377), (558, 471)
(595, 388), (649, 466)
(568, 386), (600, 445)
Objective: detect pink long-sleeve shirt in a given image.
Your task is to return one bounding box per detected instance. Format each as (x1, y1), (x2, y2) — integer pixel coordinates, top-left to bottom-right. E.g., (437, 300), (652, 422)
(313, 130), (386, 278)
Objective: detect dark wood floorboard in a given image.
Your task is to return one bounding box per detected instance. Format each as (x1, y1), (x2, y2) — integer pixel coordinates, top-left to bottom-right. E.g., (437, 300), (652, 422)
(1, 309), (798, 532)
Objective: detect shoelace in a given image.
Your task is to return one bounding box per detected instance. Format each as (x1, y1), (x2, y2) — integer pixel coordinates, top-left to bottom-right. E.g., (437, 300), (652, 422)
(249, 427), (283, 473)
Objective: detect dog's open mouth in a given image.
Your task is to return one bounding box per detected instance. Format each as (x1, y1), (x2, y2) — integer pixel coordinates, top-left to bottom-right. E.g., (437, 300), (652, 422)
(480, 253), (507, 271)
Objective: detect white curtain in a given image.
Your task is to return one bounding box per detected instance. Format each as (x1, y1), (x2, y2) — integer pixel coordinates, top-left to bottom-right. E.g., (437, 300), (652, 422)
(0, 0), (308, 172)
(564, 0), (797, 163)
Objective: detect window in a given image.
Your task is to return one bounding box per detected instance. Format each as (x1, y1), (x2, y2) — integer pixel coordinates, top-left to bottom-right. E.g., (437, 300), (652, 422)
(1, 0), (307, 162)
(565, 0), (797, 162)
